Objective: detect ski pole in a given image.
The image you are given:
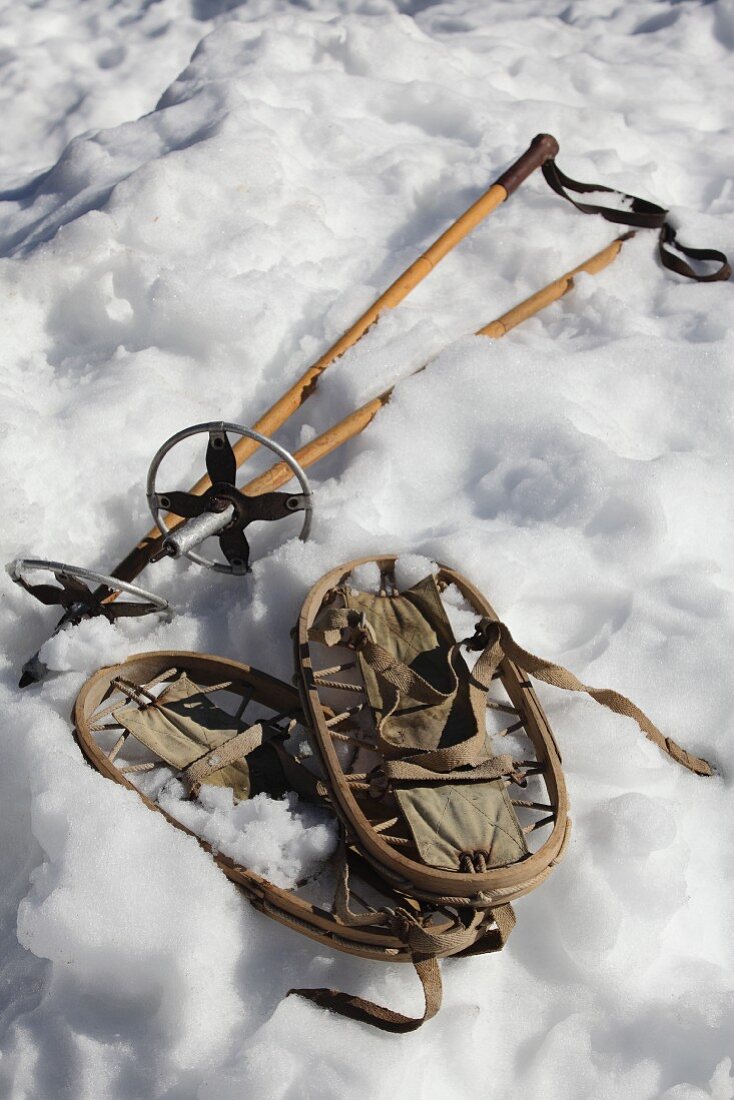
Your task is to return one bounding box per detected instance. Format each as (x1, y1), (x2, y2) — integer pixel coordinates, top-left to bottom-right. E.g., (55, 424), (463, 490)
(14, 231), (627, 687)
(111, 133), (559, 582)
(476, 231), (632, 338)
(186, 134), (559, 479)
(242, 233), (632, 496)
(11, 134), (563, 681)
(82, 227), (629, 579)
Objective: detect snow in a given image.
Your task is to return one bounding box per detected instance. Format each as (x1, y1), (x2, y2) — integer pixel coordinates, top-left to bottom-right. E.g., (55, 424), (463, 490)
(154, 779), (338, 889)
(1, 0), (733, 1096)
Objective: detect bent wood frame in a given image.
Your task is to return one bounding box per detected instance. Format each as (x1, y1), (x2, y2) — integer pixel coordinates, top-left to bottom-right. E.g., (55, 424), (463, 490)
(297, 557), (571, 907)
(73, 650), (479, 963)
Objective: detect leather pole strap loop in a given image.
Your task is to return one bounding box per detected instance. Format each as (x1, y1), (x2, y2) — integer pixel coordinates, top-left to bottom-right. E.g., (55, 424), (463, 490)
(541, 158), (731, 283)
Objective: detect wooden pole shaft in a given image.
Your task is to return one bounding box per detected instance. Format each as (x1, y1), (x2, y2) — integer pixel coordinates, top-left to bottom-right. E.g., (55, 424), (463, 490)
(186, 185), (507, 494)
(245, 393), (391, 496)
(111, 135), (559, 580)
(179, 134), (559, 492)
(109, 231), (627, 579)
(476, 234), (629, 339)
(243, 233), (630, 496)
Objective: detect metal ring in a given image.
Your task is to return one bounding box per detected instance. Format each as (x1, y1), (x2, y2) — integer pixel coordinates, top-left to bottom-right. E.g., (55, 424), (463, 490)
(146, 421), (313, 575)
(6, 558), (170, 614)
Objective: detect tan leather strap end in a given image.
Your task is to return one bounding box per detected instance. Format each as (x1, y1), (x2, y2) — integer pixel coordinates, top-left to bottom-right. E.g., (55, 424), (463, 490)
(665, 738), (713, 777)
(288, 955), (442, 1033)
(478, 618), (715, 778)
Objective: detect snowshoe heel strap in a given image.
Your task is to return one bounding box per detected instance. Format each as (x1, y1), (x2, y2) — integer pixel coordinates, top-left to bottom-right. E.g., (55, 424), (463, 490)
(288, 955), (442, 1033)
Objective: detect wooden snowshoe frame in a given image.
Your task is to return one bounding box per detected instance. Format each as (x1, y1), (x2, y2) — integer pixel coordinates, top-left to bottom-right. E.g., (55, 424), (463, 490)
(297, 557), (571, 907)
(298, 555), (711, 911)
(73, 651), (509, 965)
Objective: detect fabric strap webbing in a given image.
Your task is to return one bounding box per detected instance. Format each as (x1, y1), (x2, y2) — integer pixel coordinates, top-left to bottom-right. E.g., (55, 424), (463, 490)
(288, 955), (441, 1033)
(309, 597), (506, 771)
(310, 606), (454, 705)
(541, 159), (731, 283)
(183, 721), (265, 793)
(474, 619), (713, 777)
(287, 902), (515, 1032)
(383, 756), (514, 782)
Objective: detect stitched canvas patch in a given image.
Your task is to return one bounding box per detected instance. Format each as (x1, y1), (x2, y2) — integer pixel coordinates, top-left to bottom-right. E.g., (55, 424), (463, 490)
(114, 672), (252, 799)
(395, 781), (528, 871)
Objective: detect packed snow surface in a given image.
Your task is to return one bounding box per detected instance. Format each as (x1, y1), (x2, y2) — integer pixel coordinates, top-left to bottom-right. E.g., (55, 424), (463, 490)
(1, 0), (733, 1096)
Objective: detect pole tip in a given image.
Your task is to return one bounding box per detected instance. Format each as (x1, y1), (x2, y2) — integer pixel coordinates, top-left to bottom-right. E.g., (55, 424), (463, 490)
(19, 653), (47, 688)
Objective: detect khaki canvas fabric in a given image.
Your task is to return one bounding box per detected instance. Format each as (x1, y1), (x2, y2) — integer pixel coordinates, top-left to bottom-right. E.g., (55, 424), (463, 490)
(344, 577), (478, 758)
(338, 575), (527, 870)
(114, 672), (252, 799)
(395, 781), (527, 871)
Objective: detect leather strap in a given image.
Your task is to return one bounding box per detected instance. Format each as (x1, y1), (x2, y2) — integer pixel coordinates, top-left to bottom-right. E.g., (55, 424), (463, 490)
(542, 158), (731, 283)
(183, 721), (265, 795)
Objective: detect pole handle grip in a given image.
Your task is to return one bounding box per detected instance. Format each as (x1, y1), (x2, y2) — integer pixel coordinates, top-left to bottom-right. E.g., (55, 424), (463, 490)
(496, 133), (559, 197)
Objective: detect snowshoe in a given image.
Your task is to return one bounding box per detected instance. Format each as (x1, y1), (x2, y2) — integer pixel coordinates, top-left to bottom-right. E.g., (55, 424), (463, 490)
(73, 650), (515, 1030)
(296, 556), (712, 909)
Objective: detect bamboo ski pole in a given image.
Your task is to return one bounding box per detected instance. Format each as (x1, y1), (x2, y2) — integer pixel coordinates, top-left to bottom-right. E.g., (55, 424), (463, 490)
(17, 230), (627, 687)
(476, 231), (633, 339)
(182, 134), (560, 483)
(243, 234), (631, 497)
(110, 133), (559, 583)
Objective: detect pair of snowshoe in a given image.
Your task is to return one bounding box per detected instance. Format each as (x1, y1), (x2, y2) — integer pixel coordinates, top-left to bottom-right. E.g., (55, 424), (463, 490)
(74, 555), (712, 1031)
